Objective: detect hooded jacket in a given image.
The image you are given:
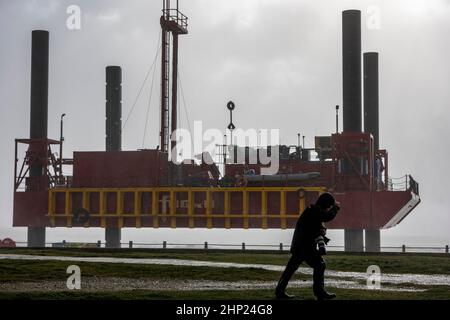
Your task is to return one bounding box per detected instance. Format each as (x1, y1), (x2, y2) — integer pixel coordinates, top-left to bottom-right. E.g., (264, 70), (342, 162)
(290, 204), (338, 255)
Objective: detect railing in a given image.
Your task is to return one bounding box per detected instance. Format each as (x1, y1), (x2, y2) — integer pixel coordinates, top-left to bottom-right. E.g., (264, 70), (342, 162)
(162, 9), (188, 29)
(6, 241), (449, 254)
(47, 186), (326, 229)
(387, 175), (419, 195)
(409, 175), (419, 195)
(387, 176), (407, 191)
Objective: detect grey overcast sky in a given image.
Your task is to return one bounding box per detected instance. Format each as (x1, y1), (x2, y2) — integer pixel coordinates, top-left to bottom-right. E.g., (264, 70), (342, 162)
(0, 0), (449, 246)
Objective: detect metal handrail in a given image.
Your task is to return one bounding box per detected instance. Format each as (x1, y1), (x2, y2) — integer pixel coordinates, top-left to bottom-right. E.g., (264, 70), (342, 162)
(386, 175), (419, 195)
(162, 9), (188, 29)
(5, 241), (448, 253)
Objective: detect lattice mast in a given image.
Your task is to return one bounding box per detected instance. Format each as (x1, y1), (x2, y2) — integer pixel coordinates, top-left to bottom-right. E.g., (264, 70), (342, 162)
(160, 0), (188, 154)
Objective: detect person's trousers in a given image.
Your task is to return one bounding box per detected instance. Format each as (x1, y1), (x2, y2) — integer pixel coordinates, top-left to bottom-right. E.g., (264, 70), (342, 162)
(276, 252), (326, 296)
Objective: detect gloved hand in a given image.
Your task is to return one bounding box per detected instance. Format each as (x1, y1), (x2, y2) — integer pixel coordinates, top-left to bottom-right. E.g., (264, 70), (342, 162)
(318, 244), (327, 256)
(316, 236), (327, 256)
(330, 205), (340, 215)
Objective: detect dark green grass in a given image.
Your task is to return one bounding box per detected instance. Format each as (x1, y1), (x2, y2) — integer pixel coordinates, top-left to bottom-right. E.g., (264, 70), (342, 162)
(0, 286), (449, 300)
(1, 248), (449, 275)
(0, 259), (308, 283)
(1, 249), (449, 300)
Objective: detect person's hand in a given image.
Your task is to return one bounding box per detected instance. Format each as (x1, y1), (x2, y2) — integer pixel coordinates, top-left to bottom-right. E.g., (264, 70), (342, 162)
(316, 236), (327, 255)
(318, 246), (327, 255)
(330, 205), (340, 215)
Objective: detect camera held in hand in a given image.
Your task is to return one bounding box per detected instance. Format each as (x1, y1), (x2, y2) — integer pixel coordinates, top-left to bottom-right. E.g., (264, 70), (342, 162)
(316, 236), (327, 255)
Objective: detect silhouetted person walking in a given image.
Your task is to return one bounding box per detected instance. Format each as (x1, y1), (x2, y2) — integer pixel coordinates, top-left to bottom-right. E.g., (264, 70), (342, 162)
(275, 192), (340, 300)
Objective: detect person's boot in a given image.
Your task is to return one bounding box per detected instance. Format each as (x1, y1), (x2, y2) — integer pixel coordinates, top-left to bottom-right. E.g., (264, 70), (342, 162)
(275, 289), (295, 299)
(275, 256), (301, 299)
(313, 261), (333, 300)
(315, 291), (336, 300)
(275, 277), (295, 299)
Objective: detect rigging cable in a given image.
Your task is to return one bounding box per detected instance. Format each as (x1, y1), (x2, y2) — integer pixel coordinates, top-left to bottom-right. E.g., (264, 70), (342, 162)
(178, 70), (192, 135)
(122, 33), (161, 130)
(142, 44), (160, 148)
(178, 70), (194, 161)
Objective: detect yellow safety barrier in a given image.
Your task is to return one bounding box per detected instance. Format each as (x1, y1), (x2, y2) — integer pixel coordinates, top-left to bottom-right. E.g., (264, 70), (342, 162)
(47, 187), (326, 229)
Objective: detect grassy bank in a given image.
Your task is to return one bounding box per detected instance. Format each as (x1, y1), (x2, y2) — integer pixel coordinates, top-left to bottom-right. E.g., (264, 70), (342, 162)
(1, 248), (449, 275)
(0, 259), (298, 283)
(0, 249), (449, 300)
